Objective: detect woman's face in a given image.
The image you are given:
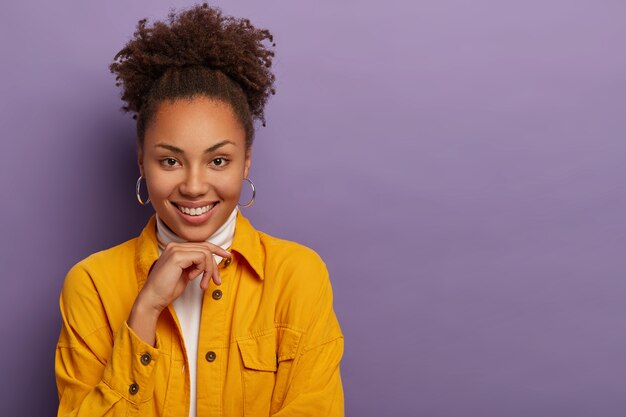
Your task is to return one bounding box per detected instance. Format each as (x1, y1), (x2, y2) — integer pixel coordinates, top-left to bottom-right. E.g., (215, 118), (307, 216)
(139, 96), (250, 242)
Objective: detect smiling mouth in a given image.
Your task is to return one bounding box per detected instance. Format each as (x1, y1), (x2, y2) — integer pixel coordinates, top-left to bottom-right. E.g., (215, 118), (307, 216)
(174, 202), (218, 216)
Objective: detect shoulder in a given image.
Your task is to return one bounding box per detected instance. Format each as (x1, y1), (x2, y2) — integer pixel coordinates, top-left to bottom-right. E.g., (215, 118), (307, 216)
(60, 237), (141, 332)
(61, 237), (139, 304)
(256, 231), (332, 297)
(65, 215), (157, 283)
(259, 231), (327, 272)
(235, 212), (326, 277)
(65, 238), (138, 282)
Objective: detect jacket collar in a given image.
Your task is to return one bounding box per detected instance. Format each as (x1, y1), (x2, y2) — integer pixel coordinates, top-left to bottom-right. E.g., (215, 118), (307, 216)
(230, 210), (265, 280)
(134, 211), (264, 289)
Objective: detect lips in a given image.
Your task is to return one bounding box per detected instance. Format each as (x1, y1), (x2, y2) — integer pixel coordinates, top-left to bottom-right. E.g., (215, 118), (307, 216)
(174, 202), (217, 216)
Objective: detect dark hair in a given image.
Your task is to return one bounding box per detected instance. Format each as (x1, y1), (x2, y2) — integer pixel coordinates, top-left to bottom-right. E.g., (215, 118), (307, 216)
(109, 3), (276, 150)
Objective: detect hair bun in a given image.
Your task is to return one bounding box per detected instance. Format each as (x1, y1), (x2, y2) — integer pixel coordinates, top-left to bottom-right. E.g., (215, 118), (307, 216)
(110, 3), (276, 124)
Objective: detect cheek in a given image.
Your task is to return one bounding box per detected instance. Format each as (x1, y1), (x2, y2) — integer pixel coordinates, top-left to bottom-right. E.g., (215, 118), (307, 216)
(215, 173), (244, 200)
(145, 172), (178, 200)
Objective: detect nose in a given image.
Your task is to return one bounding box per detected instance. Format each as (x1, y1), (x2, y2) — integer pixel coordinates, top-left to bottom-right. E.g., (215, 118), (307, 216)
(179, 166), (210, 198)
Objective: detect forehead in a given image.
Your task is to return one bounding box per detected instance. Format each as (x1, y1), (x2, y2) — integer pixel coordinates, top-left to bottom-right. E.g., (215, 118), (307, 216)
(145, 97), (246, 151)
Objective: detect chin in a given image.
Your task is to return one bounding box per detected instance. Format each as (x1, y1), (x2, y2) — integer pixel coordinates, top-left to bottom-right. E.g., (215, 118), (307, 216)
(182, 228), (215, 242)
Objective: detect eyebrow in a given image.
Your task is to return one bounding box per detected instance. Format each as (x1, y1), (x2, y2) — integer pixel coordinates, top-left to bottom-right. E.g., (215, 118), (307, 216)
(155, 140), (235, 154)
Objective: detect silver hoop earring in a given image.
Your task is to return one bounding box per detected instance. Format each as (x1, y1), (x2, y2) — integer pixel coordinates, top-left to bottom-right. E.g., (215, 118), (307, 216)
(135, 175), (151, 206)
(238, 177), (256, 208)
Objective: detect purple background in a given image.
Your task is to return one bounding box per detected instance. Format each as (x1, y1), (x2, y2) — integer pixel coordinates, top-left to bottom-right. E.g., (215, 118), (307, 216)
(1, 1), (625, 416)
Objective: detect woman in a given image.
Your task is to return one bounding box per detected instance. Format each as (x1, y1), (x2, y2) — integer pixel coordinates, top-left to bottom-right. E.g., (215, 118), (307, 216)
(55, 4), (344, 416)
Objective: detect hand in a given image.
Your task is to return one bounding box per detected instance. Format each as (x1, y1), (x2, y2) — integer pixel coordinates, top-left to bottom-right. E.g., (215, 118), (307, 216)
(137, 241), (232, 314)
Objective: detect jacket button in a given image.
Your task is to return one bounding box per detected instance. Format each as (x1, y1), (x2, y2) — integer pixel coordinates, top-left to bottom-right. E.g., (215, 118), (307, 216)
(212, 289), (222, 300)
(223, 258), (232, 267)
(129, 383), (139, 395)
(140, 353), (151, 365)
(205, 351), (216, 362)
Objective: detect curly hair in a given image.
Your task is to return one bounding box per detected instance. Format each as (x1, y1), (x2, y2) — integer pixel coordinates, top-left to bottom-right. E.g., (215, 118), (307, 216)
(109, 3), (276, 150)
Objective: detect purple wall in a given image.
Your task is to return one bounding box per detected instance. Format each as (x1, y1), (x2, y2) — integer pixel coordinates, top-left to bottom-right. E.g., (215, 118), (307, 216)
(1, 1), (625, 416)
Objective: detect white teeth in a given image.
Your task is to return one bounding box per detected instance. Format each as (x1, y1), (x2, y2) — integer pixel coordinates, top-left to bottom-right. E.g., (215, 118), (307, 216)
(177, 203), (215, 216)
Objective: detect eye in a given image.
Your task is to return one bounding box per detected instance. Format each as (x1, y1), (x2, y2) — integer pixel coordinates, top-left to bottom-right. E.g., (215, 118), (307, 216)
(160, 158), (180, 168)
(211, 157), (229, 168)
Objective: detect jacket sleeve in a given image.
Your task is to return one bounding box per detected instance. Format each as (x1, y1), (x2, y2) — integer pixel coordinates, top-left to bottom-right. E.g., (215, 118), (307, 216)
(272, 260), (345, 417)
(55, 264), (161, 417)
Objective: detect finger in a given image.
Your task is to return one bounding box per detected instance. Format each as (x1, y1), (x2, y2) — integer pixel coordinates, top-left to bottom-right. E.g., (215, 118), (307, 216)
(199, 251), (214, 289)
(183, 246), (231, 280)
(194, 242), (231, 259)
(211, 254), (221, 286)
(201, 252), (220, 288)
(187, 265), (204, 281)
(214, 247), (232, 259)
(175, 251), (206, 272)
(200, 272), (210, 290)
(200, 273), (209, 290)
(173, 252), (208, 283)
(167, 243), (231, 261)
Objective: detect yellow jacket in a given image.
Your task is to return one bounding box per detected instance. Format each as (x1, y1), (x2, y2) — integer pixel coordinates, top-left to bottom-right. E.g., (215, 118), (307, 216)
(56, 212), (344, 417)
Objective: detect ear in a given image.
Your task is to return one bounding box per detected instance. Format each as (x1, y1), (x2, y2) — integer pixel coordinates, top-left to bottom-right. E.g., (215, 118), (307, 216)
(137, 147), (145, 177)
(243, 148), (252, 179)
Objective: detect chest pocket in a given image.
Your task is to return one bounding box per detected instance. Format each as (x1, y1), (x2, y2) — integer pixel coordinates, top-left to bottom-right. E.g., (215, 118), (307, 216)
(237, 330), (277, 417)
(237, 328), (302, 416)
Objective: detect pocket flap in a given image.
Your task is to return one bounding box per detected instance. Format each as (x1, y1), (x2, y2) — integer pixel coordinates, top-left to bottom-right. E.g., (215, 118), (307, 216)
(237, 331), (277, 372)
(276, 327), (301, 362)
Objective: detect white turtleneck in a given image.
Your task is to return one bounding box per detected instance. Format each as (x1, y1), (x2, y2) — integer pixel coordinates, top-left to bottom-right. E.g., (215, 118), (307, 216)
(155, 207), (238, 417)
